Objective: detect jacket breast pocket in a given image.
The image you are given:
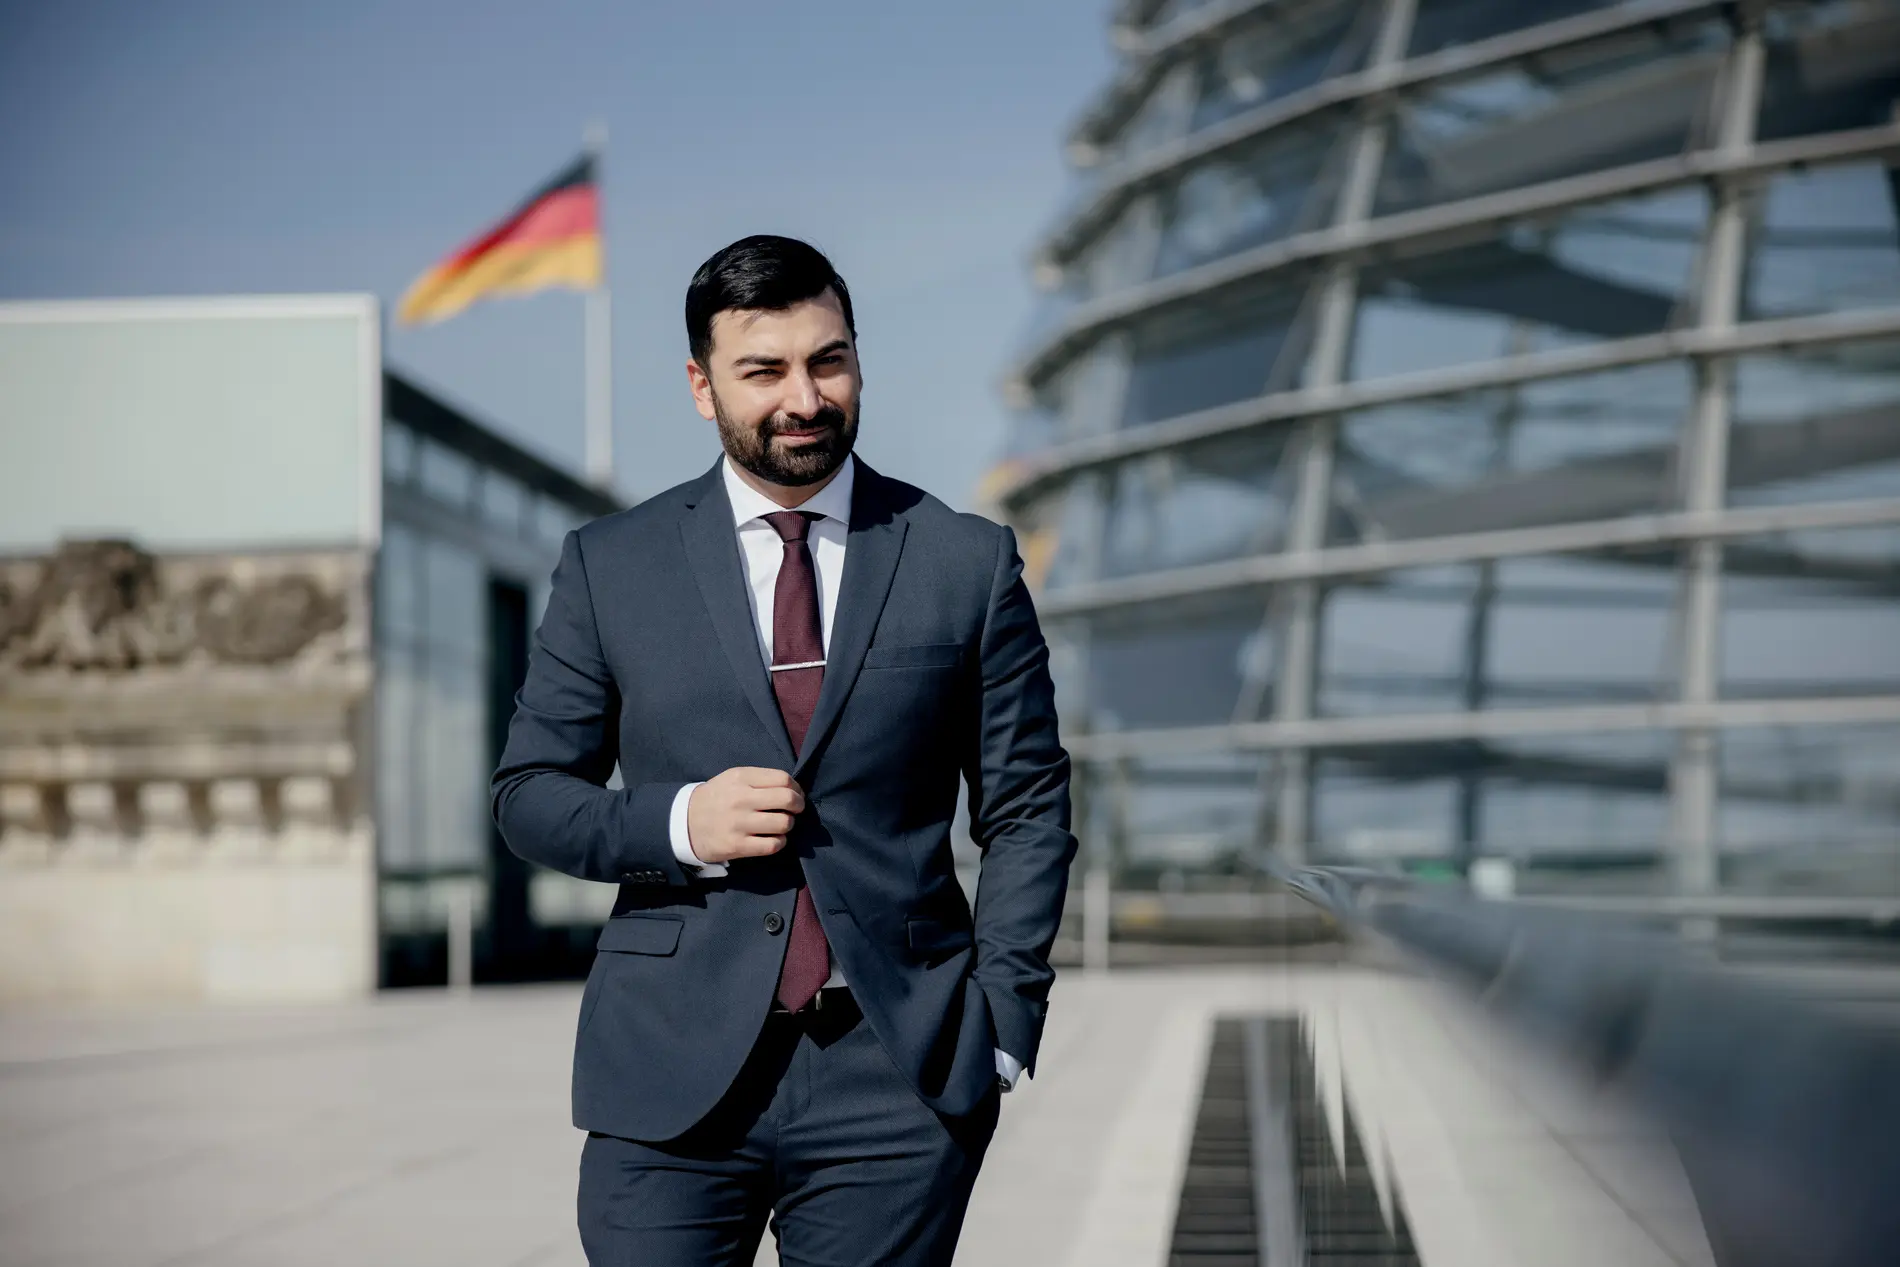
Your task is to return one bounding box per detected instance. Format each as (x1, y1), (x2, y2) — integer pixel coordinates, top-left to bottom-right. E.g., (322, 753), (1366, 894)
(906, 917), (974, 964)
(862, 642), (963, 671)
(597, 914), (683, 956)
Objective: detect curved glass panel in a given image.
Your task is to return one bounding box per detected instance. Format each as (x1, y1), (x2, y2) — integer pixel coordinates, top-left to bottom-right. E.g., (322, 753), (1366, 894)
(1727, 338), (1900, 508)
(1756, 2), (1900, 143)
(1153, 123), (1345, 276)
(1089, 754), (1269, 875)
(1122, 292), (1305, 426)
(1743, 162), (1900, 321)
(1098, 431), (1298, 579)
(1720, 724), (1900, 865)
(1406, 0), (1620, 58)
(1317, 550), (1676, 719)
(1069, 197), (1166, 302)
(1377, 20), (1725, 216)
(1351, 186), (1709, 379)
(1721, 525), (1900, 701)
(1090, 609), (1265, 729)
(1190, 2), (1377, 133)
(1314, 729), (1673, 864)
(1330, 360), (1694, 545)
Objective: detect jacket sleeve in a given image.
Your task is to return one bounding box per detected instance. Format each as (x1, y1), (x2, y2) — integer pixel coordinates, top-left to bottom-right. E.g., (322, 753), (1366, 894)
(490, 530), (693, 886)
(965, 524), (1078, 1076)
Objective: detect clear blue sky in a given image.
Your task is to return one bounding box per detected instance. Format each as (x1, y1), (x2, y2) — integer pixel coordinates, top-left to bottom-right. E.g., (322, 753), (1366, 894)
(0, 1), (1114, 508)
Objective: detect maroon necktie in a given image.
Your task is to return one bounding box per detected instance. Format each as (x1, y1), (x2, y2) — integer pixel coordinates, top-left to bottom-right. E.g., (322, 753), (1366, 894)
(763, 510), (831, 1012)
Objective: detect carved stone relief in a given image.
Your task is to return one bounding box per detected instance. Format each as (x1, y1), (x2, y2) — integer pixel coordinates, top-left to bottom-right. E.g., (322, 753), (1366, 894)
(0, 540), (348, 673)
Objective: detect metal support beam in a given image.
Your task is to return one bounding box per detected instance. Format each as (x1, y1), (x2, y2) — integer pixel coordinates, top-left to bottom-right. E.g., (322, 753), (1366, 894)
(1003, 301), (1900, 509)
(1017, 121), (1900, 392)
(1069, 691), (1900, 762)
(1667, 17), (1763, 914)
(1269, 0), (1413, 861)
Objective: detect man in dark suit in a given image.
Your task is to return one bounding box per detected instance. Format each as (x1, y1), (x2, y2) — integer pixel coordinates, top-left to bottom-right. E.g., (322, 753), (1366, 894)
(492, 234), (1076, 1265)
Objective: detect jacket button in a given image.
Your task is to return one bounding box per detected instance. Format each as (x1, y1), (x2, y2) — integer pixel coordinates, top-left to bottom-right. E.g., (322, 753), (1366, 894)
(763, 911), (785, 935)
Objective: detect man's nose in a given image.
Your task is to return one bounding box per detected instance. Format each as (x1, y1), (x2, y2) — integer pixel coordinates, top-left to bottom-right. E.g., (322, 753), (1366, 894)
(781, 370), (823, 419)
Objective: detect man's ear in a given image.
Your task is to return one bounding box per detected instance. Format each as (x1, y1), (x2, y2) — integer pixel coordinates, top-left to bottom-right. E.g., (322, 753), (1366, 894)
(687, 359), (717, 422)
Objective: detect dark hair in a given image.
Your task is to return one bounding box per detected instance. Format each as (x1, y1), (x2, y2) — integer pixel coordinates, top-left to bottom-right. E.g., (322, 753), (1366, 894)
(684, 235), (855, 365)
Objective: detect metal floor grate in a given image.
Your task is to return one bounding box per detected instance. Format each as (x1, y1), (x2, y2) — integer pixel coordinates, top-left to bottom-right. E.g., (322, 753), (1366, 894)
(1169, 1016), (1420, 1266)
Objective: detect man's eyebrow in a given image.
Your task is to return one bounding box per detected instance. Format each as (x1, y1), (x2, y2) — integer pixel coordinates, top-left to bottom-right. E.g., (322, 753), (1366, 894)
(809, 339), (851, 359)
(731, 353), (788, 369)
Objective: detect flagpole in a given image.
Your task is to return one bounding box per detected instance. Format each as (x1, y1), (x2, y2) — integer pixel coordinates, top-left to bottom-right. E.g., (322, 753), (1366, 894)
(583, 120), (614, 491)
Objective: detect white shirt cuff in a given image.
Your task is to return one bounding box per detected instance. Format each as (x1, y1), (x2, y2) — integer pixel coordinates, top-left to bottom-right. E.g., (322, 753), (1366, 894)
(668, 783), (727, 878)
(995, 1048), (1025, 1091)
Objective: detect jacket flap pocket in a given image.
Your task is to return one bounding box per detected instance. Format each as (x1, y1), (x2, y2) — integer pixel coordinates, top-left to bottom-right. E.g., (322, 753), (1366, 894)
(597, 914), (684, 956)
(862, 642), (962, 670)
(906, 917), (974, 958)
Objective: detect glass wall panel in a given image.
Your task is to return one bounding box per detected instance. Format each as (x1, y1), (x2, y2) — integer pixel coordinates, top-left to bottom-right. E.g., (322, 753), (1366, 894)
(1153, 124), (1344, 277)
(480, 470), (529, 537)
(1122, 292), (1304, 426)
(1055, 338), (1135, 442)
(1318, 564), (1477, 717)
(375, 642), (422, 871)
(1727, 339), (1900, 507)
(1405, 0), (1619, 57)
(1112, 755), (1267, 874)
(533, 495), (577, 543)
(1107, 62), (1199, 165)
(382, 421), (415, 485)
(417, 437), (475, 510)
(1318, 551), (1675, 717)
(376, 525), (490, 878)
(1099, 430), (1298, 579)
(1037, 477), (1109, 594)
(420, 652), (486, 870)
(376, 521), (424, 641)
(1721, 526), (1900, 701)
(1331, 360), (1693, 544)
(1190, 3), (1376, 133)
(1742, 161), (1900, 321)
(1475, 730), (1672, 858)
(1066, 197), (1165, 303)
(1756, 2), (1900, 144)
(1089, 607), (1264, 729)
(423, 537), (485, 660)
(1315, 729), (1673, 864)
(1352, 186), (1708, 378)
(1377, 20), (1724, 215)
(1719, 724), (1900, 890)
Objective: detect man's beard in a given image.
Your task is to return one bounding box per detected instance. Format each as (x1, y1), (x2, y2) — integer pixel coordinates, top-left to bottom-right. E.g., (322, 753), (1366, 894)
(714, 394), (859, 488)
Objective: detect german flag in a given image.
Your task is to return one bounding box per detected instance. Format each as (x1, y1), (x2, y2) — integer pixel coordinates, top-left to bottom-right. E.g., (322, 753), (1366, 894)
(398, 155), (602, 325)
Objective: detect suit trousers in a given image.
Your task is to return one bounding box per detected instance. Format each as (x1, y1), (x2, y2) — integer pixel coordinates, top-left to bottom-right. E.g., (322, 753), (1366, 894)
(577, 993), (1000, 1267)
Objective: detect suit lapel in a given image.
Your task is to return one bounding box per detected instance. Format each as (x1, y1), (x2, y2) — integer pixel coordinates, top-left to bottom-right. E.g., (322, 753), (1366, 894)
(794, 464), (907, 778)
(678, 464), (798, 767)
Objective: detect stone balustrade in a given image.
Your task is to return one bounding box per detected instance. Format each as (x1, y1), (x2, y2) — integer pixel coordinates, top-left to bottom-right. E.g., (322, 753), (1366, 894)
(0, 775), (370, 868)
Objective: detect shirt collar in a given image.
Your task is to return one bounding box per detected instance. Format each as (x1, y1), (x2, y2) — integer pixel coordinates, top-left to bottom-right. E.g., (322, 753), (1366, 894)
(721, 453), (856, 531)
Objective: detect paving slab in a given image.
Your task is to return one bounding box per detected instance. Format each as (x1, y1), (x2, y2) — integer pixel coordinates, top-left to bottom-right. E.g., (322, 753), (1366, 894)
(0, 968), (1715, 1267)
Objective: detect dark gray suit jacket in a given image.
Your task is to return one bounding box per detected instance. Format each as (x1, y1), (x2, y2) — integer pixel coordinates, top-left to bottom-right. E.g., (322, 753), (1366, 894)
(492, 458), (1076, 1142)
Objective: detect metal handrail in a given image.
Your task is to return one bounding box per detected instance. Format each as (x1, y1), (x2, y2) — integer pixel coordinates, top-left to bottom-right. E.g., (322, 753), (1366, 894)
(1265, 856), (1900, 1267)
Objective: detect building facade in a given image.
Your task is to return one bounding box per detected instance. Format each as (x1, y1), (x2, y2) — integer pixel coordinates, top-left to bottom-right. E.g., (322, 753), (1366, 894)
(996, 0), (1900, 906)
(0, 297), (618, 1001)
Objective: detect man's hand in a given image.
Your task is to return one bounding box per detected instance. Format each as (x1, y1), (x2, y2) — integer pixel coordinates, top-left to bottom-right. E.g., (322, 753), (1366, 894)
(686, 768), (805, 866)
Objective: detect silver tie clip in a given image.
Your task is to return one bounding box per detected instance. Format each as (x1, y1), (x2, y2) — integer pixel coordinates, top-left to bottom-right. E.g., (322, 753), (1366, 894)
(769, 659), (826, 673)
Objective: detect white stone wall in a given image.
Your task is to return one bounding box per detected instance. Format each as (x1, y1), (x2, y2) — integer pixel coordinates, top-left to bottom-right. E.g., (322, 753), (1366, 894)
(0, 542), (377, 1003)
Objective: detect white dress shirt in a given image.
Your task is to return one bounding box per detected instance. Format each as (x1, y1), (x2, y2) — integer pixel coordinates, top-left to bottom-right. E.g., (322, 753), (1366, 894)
(665, 455), (1024, 1090)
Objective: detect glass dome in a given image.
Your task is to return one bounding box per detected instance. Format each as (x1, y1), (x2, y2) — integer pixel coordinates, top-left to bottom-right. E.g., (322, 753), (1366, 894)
(997, 0), (1900, 902)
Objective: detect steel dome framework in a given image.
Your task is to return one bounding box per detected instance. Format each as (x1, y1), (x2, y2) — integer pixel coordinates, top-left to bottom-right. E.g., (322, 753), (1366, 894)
(997, 0), (1900, 903)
